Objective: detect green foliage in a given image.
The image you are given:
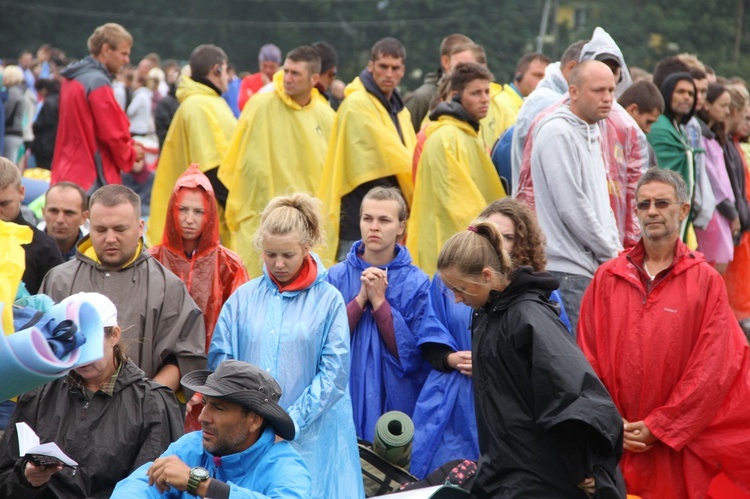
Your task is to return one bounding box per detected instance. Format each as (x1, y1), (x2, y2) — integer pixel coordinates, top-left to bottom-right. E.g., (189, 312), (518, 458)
(1, 0), (748, 88)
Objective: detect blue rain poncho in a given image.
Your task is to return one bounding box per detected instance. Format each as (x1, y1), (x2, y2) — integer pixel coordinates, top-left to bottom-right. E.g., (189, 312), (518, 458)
(410, 275), (479, 479)
(325, 241), (431, 442)
(208, 254), (364, 499)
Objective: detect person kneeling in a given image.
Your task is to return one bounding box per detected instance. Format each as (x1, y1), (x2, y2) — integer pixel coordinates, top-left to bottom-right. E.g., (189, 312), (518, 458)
(111, 360), (311, 498)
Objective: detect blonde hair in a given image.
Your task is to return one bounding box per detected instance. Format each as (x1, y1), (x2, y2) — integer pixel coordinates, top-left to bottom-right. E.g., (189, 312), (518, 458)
(87, 23), (133, 56)
(2, 65), (23, 87)
(361, 186), (408, 222)
(676, 53), (706, 72)
(147, 67), (165, 91)
(437, 219), (513, 283)
(254, 193), (325, 250)
(728, 84), (749, 112)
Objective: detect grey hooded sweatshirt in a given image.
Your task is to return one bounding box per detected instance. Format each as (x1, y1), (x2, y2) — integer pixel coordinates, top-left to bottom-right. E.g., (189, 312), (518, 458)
(531, 106), (622, 277)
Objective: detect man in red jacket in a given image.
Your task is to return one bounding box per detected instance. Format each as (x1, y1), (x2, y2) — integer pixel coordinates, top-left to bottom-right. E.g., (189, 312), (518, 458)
(51, 23), (143, 192)
(578, 168), (750, 499)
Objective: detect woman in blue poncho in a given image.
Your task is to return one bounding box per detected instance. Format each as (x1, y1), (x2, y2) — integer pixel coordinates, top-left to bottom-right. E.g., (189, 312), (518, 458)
(207, 193), (364, 499)
(411, 197), (570, 478)
(325, 187), (431, 442)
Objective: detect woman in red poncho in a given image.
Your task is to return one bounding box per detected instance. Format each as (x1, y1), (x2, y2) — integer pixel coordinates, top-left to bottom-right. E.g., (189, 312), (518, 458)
(149, 164), (249, 431)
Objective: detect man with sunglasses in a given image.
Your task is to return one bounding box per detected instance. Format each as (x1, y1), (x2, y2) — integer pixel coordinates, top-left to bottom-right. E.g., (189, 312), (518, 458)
(578, 168), (750, 498)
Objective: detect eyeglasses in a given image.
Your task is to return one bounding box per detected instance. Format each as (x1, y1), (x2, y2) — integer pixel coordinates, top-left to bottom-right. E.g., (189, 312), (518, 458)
(636, 199), (680, 211)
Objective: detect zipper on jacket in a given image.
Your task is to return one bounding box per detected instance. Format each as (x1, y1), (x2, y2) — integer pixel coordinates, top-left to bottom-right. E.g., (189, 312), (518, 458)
(81, 401), (90, 420)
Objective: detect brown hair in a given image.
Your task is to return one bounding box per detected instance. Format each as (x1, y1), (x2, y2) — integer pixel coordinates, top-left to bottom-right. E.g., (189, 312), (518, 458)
(287, 46), (322, 75)
(104, 326), (129, 365)
(89, 184), (141, 217)
(515, 52), (551, 75)
(450, 43), (486, 65)
(361, 186), (408, 222)
(618, 80), (665, 114)
(46, 182), (89, 212)
(254, 193), (325, 250)
(370, 37), (406, 63)
(440, 34), (473, 58)
(87, 23), (132, 56)
(450, 62), (494, 94)
(189, 44), (228, 80)
(479, 198), (547, 271)
(437, 219), (513, 284)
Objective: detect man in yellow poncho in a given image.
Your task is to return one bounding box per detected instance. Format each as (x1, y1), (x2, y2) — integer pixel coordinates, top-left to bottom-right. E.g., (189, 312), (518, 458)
(493, 53), (550, 134)
(407, 63), (506, 276)
(318, 37), (416, 264)
(219, 46), (335, 277)
(147, 44), (236, 246)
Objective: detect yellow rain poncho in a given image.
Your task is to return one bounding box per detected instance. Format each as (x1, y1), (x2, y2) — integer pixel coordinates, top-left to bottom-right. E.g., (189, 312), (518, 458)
(219, 71), (335, 277)
(1, 220), (32, 335)
(147, 77), (237, 246)
(478, 82), (511, 151)
(493, 84), (524, 134)
(317, 77), (416, 264)
(407, 110), (506, 276)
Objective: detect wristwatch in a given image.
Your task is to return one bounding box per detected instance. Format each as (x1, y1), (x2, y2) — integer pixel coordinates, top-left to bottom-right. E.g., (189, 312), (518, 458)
(187, 467), (209, 496)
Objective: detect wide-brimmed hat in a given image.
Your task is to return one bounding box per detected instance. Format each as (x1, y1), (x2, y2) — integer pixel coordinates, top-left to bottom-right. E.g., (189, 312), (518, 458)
(181, 360), (295, 441)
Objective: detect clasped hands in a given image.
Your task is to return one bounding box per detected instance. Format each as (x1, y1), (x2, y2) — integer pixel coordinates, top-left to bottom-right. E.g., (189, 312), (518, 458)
(623, 418), (657, 453)
(355, 267), (388, 311)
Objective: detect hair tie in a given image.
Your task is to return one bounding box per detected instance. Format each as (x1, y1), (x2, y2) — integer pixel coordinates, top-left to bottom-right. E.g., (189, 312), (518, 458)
(467, 226), (478, 233)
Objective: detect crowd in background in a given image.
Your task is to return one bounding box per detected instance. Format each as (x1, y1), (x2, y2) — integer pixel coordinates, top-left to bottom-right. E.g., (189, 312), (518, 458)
(1, 20), (750, 499)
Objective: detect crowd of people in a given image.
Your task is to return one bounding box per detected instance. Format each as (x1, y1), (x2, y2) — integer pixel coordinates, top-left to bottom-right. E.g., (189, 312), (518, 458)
(1, 20), (750, 499)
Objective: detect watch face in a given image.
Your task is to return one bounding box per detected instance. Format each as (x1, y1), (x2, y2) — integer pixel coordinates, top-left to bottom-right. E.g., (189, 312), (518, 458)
(191, 467), (210, 480)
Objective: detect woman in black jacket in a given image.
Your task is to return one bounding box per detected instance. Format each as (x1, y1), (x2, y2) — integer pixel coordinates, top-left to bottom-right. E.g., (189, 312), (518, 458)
(436, 220), (626, 498)
(0, 293), (184, 499)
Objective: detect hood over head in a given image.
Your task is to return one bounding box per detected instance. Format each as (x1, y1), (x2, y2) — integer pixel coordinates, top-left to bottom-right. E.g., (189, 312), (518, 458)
(660, 72), (697, 125)
(579, 27), (632, 98)
(534, 61), (569, 97)
(162, 164), (220, 256)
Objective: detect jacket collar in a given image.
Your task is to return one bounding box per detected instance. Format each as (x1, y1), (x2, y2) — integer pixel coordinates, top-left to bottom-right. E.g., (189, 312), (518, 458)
(358, 69), (405, 116)
(345, 240), (412, 271)
(205, 426), (277, 474)
(428, 101), (481, 132)
(613, 238), (701, 285)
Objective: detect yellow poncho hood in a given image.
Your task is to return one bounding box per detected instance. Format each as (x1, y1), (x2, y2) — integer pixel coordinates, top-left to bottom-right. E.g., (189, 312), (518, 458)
(408, 112), (506, 276)
(219, 71), (335, 276)
(317, 76), (416, 264)
(1, 221), (32, 335)
(147, 76), (237, 246)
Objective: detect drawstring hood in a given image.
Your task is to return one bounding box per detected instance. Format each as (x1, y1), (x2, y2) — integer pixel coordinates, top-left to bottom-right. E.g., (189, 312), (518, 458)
(660, 72), (697, 126)
(579, 26), (633, 98)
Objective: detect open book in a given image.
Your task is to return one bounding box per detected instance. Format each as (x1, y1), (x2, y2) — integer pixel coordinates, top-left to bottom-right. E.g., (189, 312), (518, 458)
(16, 422), (78, 470)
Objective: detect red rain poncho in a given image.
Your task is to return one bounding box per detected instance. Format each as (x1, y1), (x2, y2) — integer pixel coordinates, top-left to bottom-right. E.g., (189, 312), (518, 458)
(578, 240), (750, 499)
(150, 165), (248, 347)
(150, 165), (248, 431)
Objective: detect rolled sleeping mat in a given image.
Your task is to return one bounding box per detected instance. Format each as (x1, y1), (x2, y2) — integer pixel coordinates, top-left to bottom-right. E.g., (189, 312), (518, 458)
(373, 411), (414, 470)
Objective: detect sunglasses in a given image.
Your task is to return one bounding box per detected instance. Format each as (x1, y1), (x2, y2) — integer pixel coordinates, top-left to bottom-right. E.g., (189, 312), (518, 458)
(636, 199), (680, 211)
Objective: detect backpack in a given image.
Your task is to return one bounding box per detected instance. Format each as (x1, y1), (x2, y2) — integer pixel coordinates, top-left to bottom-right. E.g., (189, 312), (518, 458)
(359, 439), (417, 497)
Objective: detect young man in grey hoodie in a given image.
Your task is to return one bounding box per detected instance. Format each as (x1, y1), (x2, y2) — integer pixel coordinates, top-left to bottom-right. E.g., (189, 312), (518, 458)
(530, 60), (622, 332)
